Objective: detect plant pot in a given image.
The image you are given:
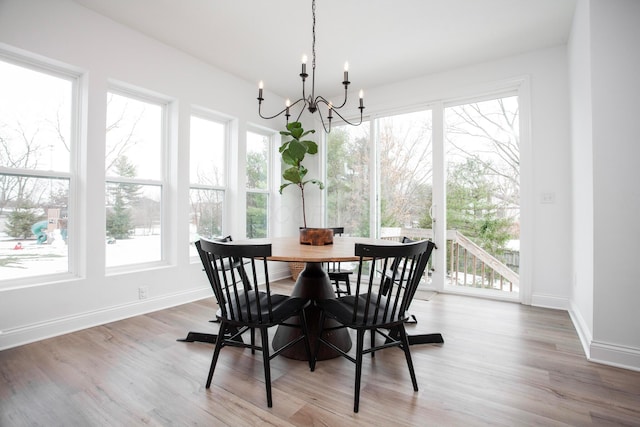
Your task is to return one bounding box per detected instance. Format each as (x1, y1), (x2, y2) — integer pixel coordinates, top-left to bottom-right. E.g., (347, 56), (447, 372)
(299, 227), (334, 245)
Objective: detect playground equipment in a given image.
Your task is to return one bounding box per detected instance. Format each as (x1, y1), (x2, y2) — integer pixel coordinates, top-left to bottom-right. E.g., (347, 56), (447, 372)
(30, 210), (68, 244)
(31, 220), (48, 244)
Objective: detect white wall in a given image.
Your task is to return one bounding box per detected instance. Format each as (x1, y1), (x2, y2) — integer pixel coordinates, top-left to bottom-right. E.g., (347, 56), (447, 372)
(589, 0), (640, 369)
(568, 0), (640, 371)
(568, 0), (595, 361)
(0, 0), (289, 349)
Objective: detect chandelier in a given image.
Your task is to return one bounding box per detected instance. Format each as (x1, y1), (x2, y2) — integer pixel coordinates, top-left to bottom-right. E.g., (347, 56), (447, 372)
(257, 0), (365, 133)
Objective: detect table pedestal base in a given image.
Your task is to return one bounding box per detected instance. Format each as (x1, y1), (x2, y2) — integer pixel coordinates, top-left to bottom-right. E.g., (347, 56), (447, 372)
(272, 262), (352, 360)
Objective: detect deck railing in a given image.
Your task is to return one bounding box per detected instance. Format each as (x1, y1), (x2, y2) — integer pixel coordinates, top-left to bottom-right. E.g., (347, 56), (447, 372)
(380, 227), (519, 292)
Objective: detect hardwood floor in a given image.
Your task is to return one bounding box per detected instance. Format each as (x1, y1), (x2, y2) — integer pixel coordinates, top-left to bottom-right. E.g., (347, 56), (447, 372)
(2, 281), (639, 426)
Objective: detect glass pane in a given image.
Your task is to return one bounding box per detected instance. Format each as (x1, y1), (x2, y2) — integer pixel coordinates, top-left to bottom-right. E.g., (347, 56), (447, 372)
(0, 175), (69, 280)
(0, 60), (72, 172)
(378, 110), (433, 231)
(190, 116), (225, 186)
(189, 188), (224, 257)
(105, 93), (162, 180)
(445, 96), (520, 293)
(246, 192), (268, 239)
(105, 183), (161, 267)
(377, 111), (433, 287)
(326, 121), (370, 237)
(246, 131), (269, 190)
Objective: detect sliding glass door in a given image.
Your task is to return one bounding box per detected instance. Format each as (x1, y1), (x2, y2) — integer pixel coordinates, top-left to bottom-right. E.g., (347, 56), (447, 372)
(325, 90), (523, 299)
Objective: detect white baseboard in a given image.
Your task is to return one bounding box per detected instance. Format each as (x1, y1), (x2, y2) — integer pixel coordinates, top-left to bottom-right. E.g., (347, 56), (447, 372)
(568, 301), (640, 372)
(0, 265), (295, 352)
(568, 301), (592, 359)
(0, 286), (212, 351)
(530, 293), (570, 310)
(589, 341), (640, 372)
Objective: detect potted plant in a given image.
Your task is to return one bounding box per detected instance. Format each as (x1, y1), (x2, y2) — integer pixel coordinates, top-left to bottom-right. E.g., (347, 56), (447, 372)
(279, 121), (332, 245)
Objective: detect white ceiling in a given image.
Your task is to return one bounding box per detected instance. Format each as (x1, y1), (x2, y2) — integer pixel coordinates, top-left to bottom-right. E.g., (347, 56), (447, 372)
(71, 0), (577, 99)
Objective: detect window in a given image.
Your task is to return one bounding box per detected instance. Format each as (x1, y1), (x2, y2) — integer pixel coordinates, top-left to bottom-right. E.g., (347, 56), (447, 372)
(0, 56), (76, 283)
(378, 111), (433, 231)
(105, 90), (166, 268)
(445, 95), (520, 293)
(246, 130), (271, 238)
(189, 114), (227, 257)
(326, 121), (371, 237)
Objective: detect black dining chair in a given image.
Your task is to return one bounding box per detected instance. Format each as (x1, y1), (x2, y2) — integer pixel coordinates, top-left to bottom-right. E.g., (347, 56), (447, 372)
(312, 239), (434, 412)
(327, 227), (353, 296)
(378, 237), (441, 345)
(196, 238), (314, 408)
(380, 236), (432, 301)
(179, 235), (250, 344)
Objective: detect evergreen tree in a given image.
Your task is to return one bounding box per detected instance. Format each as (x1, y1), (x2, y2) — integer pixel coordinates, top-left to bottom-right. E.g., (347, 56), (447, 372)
(6, 202), (44, 239)
(446, 157), (512, 254)
(106, 156), (141, 239)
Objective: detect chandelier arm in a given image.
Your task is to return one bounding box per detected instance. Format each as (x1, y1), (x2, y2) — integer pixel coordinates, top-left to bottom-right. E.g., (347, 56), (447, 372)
(301, 69), (308, 101)
(295, 103), (306, 123)
(328, 106), (364, 127)
(258, 97), (307, 120)
(333, 87), (350, 109)
(315, 106), (332, 133)
(258, 105), (289, 121)
(314, 95), (330, 107)
(314, 88), (349, 110)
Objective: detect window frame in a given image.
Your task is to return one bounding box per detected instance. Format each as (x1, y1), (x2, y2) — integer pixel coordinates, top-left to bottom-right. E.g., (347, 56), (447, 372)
(104, 85), (171, 273)
(188, 109), (230, 260)
(0, 50), (81, 288)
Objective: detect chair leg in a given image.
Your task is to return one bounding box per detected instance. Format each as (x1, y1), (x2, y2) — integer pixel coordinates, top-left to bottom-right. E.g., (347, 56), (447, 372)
(354, 329), (365, 413)
(251, 328), (255, 354)
(299, 309), (314, 371)
(260, 327), (273, 407)
(311, 310), (327, 370)
(370, 329), (376, 358)
(398, 324), (418, 391)
(206, 321), (227, 388)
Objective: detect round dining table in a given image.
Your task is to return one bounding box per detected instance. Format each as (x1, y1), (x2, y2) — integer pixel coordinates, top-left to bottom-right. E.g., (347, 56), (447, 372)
(257, 236), (401, 360)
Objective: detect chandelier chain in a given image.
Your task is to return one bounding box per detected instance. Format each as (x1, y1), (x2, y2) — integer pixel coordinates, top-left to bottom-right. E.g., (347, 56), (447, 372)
(312, 0), (316, 72)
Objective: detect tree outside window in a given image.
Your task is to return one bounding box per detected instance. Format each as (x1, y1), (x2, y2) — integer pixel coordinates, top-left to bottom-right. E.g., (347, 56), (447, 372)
(246, 130), (270, 239)
(326, 123), (370, 237)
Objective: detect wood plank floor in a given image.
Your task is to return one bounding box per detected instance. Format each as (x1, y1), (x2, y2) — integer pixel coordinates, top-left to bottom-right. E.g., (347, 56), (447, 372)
(2, 281), (639, 426)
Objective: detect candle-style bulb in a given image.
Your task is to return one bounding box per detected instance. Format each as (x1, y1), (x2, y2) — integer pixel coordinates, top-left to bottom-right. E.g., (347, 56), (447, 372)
(302, 55), (308, 64)
(259, 80), (264, 89)
(285, 99), (291, 107)
(344, 61), (349, 72)
(359, 90), (364, 108)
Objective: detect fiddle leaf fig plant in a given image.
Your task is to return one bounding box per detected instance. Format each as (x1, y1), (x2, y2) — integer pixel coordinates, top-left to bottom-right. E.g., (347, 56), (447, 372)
(279, 121), (324, 228)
